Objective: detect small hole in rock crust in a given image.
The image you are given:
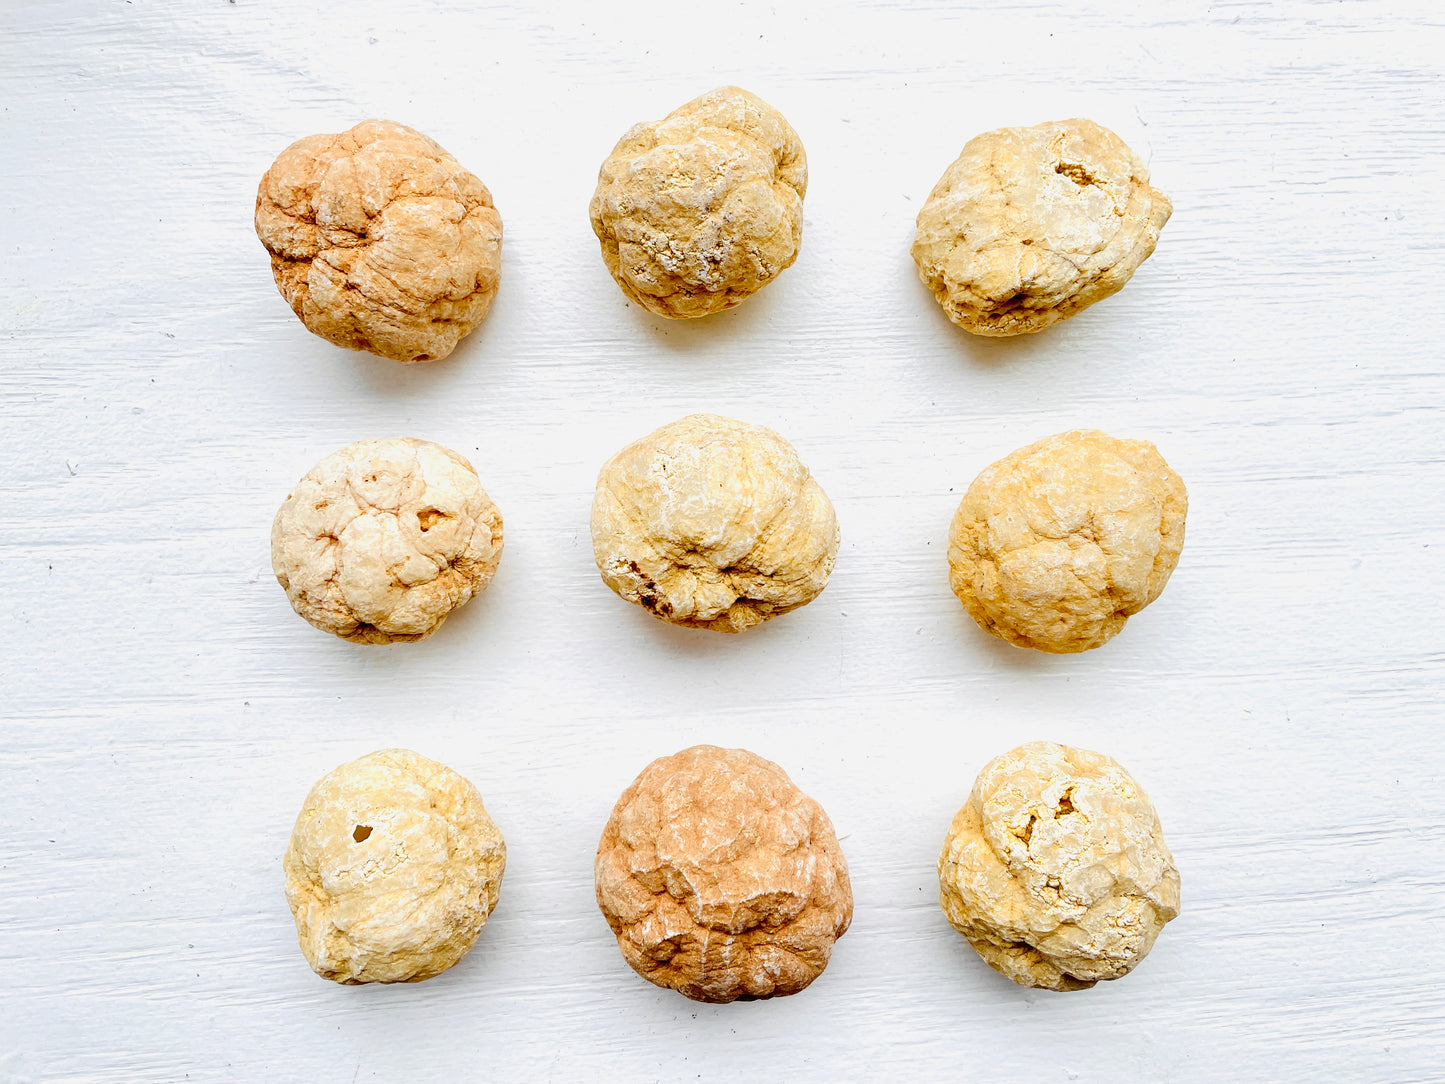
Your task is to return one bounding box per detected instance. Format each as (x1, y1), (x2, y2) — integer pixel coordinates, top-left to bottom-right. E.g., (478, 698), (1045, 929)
(412, 354), (432, 362)
(352, 825), (373, 842)
(417, 508), (447, 532)
(1055, 160), (1098, 187)
(1057, 789), (1076, 815)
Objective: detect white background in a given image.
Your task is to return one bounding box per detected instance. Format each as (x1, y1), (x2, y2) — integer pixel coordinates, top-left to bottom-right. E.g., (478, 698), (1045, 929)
(3, 1), (1443, 1080)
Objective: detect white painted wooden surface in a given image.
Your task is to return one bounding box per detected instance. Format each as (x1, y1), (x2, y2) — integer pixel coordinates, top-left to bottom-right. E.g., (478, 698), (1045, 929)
(3, 1), (1443, 1079)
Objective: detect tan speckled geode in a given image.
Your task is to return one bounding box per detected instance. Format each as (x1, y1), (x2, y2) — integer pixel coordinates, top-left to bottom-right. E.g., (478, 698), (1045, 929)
(271, 438), (503, 644)
(912, 118), (1170, 335)
(284, 749), (506, 984)
(596, 745), (852, 1002)
(591, 414), (839, 633)
(947, 430), (1186, 653)
(256, 120), (503, 362)
(938, 741), (1180, 991)
(590, 86), (807, 318)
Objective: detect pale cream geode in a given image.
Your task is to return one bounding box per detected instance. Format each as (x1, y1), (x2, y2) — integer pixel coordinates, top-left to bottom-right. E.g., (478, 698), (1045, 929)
(591, 414), (838, 633)
(938, 741), (1180, 991)
(947, 430), (1186, 653)
(271, 438), (503, 644)
(283, 749), (506, 984)
(912, 118), (1170, 336)
(256, 119), (503, 362)
(590, 86), (807, 318)
(596, 745), (853, 1003)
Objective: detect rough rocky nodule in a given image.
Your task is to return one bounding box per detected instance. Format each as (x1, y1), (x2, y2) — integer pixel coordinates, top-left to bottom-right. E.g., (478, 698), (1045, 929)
(256, 119), (503, 362)
(284, 749), (506, 984)
(590, 86), (807, 318)
(938, 741), (1180, 991)
(947, 429), (1186, 653)
(596, 745), (852, 1002)
(912, 118), (1170, 336)
(272, 437), (503, 644)
(591, 414), (838, 633)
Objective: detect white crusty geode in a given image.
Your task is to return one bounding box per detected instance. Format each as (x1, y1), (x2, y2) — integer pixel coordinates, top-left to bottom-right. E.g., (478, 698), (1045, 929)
(912, 118), (1170, 336)
(938, 741), (1180, 991)
(590, 86), (807, 318)
(255, 119), (503, 362)
(271, 437), (503, 644)
(284, 749), (506, 984)
(596, 745), (853, 1003)
(591, 414), (839, 633)
(947, 429), (1186, 653)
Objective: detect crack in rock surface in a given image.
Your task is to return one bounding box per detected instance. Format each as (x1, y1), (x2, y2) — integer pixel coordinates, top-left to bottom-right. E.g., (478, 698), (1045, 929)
(284, 749), (506, 984)
(911, 118), (1170, 336)
(937, 741), (1180, 991)
(256, 119), (503, 362)
(596, 745), (852, 1003)
(590, 86), (807, 318)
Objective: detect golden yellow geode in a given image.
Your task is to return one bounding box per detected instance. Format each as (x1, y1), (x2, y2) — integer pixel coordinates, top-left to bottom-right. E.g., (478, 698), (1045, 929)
(912, 118), (1170, 335)
(948, 430), (1186, 653)
(283, 749), (506, 984)
(590, 86), (807, 318)
(591, 414), (838, 633)
(938, 741), (1180, 991)
(256, 120), (503, 362)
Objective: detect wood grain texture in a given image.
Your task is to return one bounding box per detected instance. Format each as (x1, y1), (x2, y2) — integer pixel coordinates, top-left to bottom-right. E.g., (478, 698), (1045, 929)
(2, 0), (1443, 1080)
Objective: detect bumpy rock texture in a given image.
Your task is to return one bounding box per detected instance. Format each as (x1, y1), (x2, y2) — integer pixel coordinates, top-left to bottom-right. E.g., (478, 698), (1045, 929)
(948, 430), (1186, 653)
(589, 86), (807, 318)
(284, 749), (506, 984)
(596, 745), (852, 1003)
(591, 414), (838, 633)
(272, 438), (503, 644)
(938, 741), (1180, 991)
(912, 118), (1170, 336)
(256, 120), (503, 362)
